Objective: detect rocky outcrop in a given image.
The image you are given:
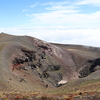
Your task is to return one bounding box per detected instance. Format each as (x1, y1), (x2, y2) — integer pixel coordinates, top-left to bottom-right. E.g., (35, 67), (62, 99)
(79, 58), (100, 78)
(11, 47), (61, 87)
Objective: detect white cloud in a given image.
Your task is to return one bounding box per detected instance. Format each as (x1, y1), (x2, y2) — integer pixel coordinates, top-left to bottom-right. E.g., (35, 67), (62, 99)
(42, 1), (77, 11)
(42, 2), (69, 6)
(26, 11), (100, 27)
(25, 1), (100, 27)
(76, 0), (100, 6)
(22, 9), (28, 12)
(30, 2), (39, 8)
(45, 5), (78, 11)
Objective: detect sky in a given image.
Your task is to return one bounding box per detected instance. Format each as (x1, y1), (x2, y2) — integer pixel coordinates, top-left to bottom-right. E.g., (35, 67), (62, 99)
(0, 0), (100, 47)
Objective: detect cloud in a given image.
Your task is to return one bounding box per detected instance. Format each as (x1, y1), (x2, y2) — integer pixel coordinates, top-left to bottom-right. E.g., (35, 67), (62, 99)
(42, 1), (77, 11)
(45, 5), (78, 11)
(26, 11), (100, 27)
(42, 1), (70, 6)
(22, 9), (28, 12)
(76, 0), (100, 6)
(30, 2), (39, 8)
(0, 27), (100, 47)
(25, 1), (100, 27)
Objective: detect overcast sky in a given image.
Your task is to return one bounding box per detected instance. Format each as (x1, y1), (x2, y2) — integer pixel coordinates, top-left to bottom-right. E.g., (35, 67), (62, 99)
(0, 0), (100, 47)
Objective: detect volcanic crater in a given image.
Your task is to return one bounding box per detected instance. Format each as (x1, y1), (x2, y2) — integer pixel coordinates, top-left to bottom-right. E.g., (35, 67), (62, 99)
(0, 33), (100, 98)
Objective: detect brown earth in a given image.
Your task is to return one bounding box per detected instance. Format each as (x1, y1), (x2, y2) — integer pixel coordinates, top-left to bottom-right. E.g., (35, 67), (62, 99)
(0, 33), (100, 99)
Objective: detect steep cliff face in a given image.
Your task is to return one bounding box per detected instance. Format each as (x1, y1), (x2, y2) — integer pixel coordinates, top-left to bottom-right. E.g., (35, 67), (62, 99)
(0, 33), (100, 93)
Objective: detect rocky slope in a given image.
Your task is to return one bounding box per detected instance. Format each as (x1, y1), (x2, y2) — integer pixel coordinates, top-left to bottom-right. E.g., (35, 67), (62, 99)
(0, 33), (100, 99)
